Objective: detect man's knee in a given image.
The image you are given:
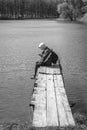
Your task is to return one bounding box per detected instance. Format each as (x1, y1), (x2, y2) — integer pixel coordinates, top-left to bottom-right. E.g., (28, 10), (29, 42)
(36, 62), (42, 67)
(36, 61), (39, 64)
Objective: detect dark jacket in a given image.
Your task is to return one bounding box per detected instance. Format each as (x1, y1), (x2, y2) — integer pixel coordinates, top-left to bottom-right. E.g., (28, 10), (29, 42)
(39, 47), (58, 66)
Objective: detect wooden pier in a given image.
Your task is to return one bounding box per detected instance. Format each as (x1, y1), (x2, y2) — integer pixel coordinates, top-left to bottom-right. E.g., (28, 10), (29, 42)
(30, 66), (75, 127)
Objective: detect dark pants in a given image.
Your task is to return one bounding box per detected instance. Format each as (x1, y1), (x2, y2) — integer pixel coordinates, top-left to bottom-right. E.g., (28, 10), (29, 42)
(34, 62), (44, 77)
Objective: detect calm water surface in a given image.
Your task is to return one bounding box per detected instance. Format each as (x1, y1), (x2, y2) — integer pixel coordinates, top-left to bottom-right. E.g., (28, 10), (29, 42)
(0, 20), (87, 124)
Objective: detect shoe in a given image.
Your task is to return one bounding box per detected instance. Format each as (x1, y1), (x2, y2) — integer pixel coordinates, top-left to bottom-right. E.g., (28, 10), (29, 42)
(31, 75), (35, 79)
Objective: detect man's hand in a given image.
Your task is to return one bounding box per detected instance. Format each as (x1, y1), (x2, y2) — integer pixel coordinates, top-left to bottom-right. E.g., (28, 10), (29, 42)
(38, 54), (42, 57)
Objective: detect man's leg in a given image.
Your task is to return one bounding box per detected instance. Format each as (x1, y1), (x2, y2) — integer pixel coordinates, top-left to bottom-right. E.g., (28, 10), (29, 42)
(34, 62), (41, 78)
(31, 62), (42, 79)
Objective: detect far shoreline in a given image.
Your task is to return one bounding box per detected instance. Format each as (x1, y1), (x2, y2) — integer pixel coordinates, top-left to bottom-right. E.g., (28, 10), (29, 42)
(0, 17), (86, 25)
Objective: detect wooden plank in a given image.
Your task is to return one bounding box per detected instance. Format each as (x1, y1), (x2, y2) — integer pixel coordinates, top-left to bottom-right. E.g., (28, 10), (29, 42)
(35, 73), (47, 87)
(56, 75), (75, 126)
(33, 105), (46, 127)
(52, 67), (60, 75)
(46, 67), (60, 75)
(31, 91), (46, 104)
(33, 87), (46, 94)
(38, 67), (46, 74)
(32, 73), (47, 127)
(54, 75), (69, 126)
(32, 66), (75, 127)
(46, 74), (59, 126)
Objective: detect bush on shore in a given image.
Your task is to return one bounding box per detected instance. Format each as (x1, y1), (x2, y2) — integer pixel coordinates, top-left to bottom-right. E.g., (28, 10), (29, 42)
(80, 13), (87, 23)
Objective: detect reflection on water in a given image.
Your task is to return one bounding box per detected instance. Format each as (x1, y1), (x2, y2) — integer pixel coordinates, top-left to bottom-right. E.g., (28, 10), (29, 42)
(0, 20), (87, 124)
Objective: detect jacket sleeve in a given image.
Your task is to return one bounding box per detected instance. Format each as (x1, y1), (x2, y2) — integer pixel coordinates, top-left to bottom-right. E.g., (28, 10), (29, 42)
(40, 48), (51, 63)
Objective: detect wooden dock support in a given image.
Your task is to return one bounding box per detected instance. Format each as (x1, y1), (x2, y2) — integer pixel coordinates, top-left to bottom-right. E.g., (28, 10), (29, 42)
(30, 66), (75, 127)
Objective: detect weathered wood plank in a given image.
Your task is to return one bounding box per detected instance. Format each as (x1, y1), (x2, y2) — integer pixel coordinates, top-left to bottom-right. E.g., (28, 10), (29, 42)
(47, 74), (59, 126)
(46, 67), (60, 75)
(56, 75), (75, 126)
(37, 67), (46, 75)
(32, 66), (75, 127)
(54, 75), (69, 126)
(35, 73), (47, 87)
(33, 106), (46, 127)
(32, 73), (47, 127)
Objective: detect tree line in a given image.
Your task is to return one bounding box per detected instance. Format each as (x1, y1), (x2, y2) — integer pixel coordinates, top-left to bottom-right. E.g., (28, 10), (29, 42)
(0, 0), (87, 20)
(0, 0), (58, 19)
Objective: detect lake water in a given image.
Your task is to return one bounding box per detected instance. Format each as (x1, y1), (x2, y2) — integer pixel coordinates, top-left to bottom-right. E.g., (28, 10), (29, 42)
(0, 20), (87, 125)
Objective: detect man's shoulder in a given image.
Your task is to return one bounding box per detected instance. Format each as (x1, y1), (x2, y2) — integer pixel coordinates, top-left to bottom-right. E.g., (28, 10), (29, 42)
(45, 47), (52, 52)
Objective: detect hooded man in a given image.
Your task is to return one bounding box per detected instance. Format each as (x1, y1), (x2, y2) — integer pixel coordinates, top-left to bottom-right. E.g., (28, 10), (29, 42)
(31, 42), (58, 79)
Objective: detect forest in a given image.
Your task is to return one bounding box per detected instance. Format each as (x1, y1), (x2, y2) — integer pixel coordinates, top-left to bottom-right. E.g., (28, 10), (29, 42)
(0, 0), (86, 19)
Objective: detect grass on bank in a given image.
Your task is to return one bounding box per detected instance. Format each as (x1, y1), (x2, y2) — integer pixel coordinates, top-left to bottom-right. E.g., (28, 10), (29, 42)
(0, 112), (87, 130)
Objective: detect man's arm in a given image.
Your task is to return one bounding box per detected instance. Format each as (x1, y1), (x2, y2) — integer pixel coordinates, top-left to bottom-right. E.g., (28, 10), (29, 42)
(38, 54), (42, 57)
(40, 48), (51, 63)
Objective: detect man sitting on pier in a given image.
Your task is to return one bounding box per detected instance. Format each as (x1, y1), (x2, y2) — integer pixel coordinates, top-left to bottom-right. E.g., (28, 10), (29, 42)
(31, 42), (58, 79)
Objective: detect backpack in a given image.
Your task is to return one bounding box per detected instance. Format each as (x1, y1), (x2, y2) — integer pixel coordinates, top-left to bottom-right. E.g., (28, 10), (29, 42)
(51, 50), (58, 64)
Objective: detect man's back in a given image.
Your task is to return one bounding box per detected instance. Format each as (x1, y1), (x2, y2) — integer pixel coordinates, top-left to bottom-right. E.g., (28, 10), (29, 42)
(40, 47), (58, 66)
